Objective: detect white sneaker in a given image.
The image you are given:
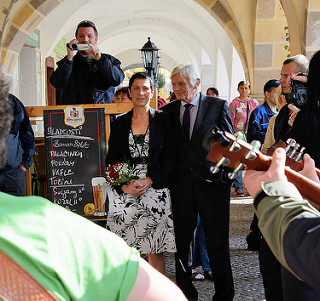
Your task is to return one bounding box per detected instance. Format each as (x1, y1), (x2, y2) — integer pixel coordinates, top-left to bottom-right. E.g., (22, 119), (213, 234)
(191, 272), (205, 281)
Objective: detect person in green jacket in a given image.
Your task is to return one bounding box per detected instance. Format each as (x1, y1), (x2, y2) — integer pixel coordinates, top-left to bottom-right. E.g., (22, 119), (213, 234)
(244, 147), (320, 297)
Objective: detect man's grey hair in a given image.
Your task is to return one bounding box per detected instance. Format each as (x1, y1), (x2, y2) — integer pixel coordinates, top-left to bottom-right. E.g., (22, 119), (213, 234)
(283, 54), (309, 74)
(171, 64), (200, 88)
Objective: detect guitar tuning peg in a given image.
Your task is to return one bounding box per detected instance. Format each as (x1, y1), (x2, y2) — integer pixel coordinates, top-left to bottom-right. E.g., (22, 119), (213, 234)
(244, 141), (261, 160)
(210, 127), (230, 147)
(234, 132), (244, 140)
(286, 138), (295, 145)
(210, 156), (230, 174)
(229, 132), (243, 152)
(228, 163), (246, 180)
(285, 138), (296, 154)
(288, 143), (300, 159)
(294, 146), (305, 162)
(251, 140), (261, 150)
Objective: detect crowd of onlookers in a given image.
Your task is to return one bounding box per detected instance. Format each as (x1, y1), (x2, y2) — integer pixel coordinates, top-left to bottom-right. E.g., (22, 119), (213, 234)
(2, 18), (320, 301)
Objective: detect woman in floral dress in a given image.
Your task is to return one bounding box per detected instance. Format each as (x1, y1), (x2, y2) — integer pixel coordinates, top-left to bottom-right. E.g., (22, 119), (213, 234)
(106, 72), (176, 274)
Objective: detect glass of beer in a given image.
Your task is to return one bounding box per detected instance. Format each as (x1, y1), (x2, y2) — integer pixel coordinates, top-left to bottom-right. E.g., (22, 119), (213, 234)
(91, 177), (106, 216)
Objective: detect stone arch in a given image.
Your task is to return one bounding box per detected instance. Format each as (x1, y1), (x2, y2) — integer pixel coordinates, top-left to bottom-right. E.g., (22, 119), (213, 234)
(196, 0), (250, 84)
(0, 0), (243, 77)
(2, 0), (318, 98)
(0, 0), (62, 74)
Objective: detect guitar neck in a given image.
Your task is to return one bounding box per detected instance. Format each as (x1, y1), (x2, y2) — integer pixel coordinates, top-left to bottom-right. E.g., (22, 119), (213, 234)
(241, 150), (320, 204)
(268, 140), (320, 179)
(284, 167), (320, 205)
(206, 131), (320, 205)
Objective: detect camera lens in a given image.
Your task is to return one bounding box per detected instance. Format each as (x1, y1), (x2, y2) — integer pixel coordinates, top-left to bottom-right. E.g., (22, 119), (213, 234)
(71, 43), (78, 50)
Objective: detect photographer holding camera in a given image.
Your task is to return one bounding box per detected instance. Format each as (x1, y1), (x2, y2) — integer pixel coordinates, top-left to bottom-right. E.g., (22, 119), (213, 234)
(288, 51), (320, 168)
(249, 54), (320, 301)
(50, 20), (125, 105)
(273, 55), (309, 143)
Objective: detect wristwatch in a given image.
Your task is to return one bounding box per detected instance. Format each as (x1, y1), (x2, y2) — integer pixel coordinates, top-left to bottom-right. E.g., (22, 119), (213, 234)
(66, 43), (73, 50)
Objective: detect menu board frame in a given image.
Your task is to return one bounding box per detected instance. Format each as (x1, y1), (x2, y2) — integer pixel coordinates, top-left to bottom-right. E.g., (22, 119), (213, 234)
(44, 106), (107, 220)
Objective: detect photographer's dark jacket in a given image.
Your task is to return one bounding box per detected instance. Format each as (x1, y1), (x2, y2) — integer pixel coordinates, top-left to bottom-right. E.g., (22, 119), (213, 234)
(50, 52), (125, 105)
(3, 94), (35, 170)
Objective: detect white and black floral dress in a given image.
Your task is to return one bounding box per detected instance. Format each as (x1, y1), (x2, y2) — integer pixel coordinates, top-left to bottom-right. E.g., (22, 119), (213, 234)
(107, 128), (176, 254)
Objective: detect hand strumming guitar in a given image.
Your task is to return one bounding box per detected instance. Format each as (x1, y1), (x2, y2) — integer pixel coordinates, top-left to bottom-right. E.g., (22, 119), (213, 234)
(244, 148), (319, 197)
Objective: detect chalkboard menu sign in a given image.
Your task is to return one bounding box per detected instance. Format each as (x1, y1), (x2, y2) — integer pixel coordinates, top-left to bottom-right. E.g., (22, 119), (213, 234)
(44, 106), (107, 220)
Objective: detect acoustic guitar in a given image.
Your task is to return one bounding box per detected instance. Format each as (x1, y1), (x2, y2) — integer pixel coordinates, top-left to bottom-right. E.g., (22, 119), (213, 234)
(203, 127), (320, 204)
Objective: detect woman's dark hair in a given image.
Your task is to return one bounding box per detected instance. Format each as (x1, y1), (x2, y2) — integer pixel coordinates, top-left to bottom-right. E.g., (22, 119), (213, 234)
(0, 77), (13, 168)
(206, 87), (219, 97)
(115, 86), (130, 98)
(237, 81), (250, 89)
(129, 72), (154, 91)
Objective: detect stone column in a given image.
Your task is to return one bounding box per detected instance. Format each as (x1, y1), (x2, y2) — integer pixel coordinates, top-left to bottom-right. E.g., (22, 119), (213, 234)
(253, 0), (289, 102)
(306, 0), (320, 59)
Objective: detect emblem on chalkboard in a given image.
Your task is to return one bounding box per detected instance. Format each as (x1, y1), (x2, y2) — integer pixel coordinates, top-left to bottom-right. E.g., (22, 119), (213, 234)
(64, 106), (85, 128)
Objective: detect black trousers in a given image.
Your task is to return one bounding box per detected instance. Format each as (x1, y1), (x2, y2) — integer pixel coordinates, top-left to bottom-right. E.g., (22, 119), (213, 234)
(259, 237), (283, 301)
(171, 174), (234, 300)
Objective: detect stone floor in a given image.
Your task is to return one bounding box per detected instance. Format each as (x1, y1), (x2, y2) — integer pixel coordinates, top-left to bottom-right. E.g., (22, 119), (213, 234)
(165, 195), (266, 301)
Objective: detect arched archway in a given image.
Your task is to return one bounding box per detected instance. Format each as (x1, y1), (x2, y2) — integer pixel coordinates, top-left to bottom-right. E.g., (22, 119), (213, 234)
(1, 0), (240, 104)
(1, 0), (319, 102)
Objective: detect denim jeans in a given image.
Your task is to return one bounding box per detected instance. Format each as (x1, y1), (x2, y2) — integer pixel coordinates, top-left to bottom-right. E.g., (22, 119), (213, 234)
(192, 214), (210, 272)
(0, 167), (25, 196)
(233, 171), (243, 191)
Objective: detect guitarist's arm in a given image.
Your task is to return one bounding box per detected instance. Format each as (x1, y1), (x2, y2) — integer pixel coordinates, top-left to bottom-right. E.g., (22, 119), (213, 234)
(244, 148), (320, 292)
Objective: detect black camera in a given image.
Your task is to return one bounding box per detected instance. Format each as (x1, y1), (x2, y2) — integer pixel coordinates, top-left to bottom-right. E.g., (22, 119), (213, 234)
(70, 43), (90, 51)
(285, 73), (307, 108)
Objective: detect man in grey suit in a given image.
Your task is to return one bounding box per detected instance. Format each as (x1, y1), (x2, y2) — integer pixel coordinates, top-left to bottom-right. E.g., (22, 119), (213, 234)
(162, 64), (234, 301)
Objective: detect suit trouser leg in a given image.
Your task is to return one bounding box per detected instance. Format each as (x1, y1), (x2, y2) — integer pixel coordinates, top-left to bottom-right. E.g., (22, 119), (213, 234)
(171, 176), (199, 300)
(197, 179), (234, 300)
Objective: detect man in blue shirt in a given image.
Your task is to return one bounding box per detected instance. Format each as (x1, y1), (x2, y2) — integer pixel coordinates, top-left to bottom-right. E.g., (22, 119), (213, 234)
(0, 64), (35, 196)
(247, 79), (280, 144)
(246, 79), (280, 252)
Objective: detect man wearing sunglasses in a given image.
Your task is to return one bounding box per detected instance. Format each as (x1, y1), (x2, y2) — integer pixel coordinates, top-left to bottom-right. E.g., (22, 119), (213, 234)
(50, 20), (125, 105)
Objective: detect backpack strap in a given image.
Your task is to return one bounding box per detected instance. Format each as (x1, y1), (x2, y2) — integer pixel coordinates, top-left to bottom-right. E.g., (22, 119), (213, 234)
(0, 250), (58, 301)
